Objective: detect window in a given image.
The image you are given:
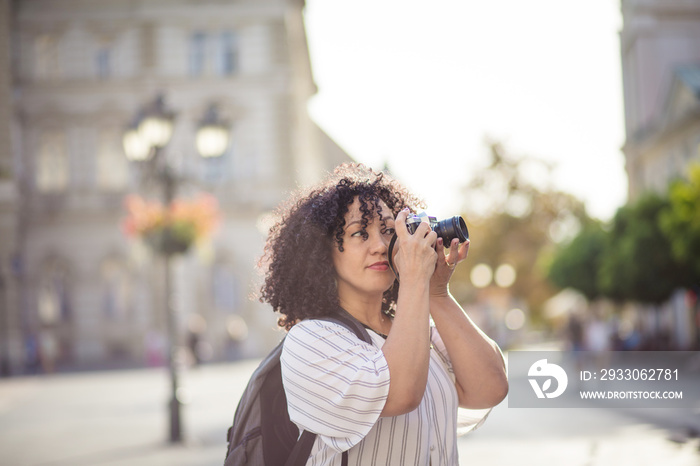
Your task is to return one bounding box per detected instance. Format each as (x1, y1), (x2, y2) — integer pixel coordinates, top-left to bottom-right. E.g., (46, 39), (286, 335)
(218, 31), (239, 76)
(96, 46), (112, 79)
(36, 131), (68, 192)
(34, 34), (61, 80)
(189, 32), (207, 76)
(96, 129), (128, 190)
(189, 30), (240, 77)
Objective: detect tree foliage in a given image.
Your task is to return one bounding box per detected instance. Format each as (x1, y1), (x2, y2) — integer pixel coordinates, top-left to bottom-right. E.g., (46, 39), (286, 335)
(548, 175), (698, 306)
(547, 222), (606, 301)
(598, 193), (688, 304)
(453, 141), (591, 317)
(660, 164), (700, 285)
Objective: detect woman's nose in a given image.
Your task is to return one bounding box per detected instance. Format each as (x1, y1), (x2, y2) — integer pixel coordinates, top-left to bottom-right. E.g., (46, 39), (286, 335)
(369, 230), (389, 255)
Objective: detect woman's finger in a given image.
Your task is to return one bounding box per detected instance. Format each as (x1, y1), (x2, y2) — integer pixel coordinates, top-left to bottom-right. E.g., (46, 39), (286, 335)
(445, 238), (459, 266)
(458, 239), (470, 262)
(394, 208), (410, 238)
(426, 229), (438, 249)
(436, 238), (446, 260)
(412, 220), (432, 239)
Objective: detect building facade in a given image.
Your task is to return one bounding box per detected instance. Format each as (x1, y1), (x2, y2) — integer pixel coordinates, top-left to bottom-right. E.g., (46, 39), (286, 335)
(621, 0), (700, 198)
(620, 0), (700, 349)
(4, 0), (352, 371)
(0, 0), (19, 375)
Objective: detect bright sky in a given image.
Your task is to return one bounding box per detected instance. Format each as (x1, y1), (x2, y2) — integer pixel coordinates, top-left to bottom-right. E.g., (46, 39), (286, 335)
(303, 0), (628, 221)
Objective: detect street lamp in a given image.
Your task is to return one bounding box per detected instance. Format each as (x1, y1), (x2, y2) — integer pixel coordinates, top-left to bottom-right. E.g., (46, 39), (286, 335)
(122, 116), (151, 162)
(196, 105), (229, 158)
(137, 99), (174, 150)
(123, 95), (175, 162)
(122, 94), (228, 443)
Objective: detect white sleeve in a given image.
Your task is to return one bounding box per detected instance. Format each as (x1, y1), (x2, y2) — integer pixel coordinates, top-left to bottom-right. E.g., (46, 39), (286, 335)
(281, 319), (390, 452)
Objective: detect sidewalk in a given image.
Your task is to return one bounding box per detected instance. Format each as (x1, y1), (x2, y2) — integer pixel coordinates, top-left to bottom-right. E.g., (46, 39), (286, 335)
(0, 358), (698, 465)
(0, 361), (258, 466)
(461, 401), (700, 466)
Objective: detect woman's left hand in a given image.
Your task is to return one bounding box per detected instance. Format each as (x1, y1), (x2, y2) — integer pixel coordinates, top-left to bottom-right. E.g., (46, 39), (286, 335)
(430, 238), (470, 297)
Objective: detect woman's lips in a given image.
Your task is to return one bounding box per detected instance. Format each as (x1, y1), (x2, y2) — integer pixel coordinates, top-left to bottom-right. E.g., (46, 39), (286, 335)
(368, 261), (390, 271)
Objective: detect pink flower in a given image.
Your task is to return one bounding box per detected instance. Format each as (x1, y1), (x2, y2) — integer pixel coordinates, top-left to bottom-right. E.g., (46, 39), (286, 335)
(121, 194), (221, 246)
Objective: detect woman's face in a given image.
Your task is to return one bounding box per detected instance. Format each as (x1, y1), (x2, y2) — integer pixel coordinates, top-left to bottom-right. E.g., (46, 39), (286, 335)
(332, 197), (397, 301)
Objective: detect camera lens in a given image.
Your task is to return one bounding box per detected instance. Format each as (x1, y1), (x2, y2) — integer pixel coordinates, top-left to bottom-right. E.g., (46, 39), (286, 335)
(433, 216), (469, 244)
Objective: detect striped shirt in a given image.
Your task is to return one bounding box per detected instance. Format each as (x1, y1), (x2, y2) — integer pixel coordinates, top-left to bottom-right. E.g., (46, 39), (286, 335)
(280, 319), (490, 466)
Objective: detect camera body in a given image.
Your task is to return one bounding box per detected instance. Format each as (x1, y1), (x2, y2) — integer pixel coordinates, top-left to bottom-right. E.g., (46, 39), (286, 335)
(405, 212), (469, 244)
(387, 212), (469, 281)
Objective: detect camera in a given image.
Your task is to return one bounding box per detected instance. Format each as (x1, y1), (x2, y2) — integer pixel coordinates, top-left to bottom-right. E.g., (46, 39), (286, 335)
(387, 212), (469, 282)
(405, 212), (469, 244)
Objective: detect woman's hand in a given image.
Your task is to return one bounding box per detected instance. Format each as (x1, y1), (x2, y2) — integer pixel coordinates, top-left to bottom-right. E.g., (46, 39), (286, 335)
(392, 209), (438, 284)
(428, 237), (508, 409)
(430, 237), (470, 297)
(381, 209), (437, 416)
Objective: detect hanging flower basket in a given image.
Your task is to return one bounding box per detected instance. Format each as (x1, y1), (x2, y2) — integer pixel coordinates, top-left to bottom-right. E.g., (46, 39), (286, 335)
(143, 227), (193, 255)
(122, 194), (221, 256)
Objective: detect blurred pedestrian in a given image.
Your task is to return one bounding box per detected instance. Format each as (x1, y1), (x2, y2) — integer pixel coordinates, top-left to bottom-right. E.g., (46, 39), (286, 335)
(187, 330), (201, 366)
(38, 329), (58, 373)
(567, 312), (586, 372)
(567, 312), (585, 352)
(24, 334), (41, 374)
(145, 330), (165, 367)
(585, 311), (611, 371)
(257, 163), (508, 465)
(187, 313), (207, 367)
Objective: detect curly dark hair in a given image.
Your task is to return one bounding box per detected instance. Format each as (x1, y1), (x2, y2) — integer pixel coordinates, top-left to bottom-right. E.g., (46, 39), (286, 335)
(258, 163), (425, 330)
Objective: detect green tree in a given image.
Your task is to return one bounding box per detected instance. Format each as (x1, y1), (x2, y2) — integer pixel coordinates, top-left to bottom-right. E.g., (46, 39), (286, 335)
(598, 193), (689, 304)
(660, 164), (700, 286)
(547, 222), (607, 301)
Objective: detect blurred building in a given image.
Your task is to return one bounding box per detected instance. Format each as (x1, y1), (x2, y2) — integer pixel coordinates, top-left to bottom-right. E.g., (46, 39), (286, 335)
(3, 0), (352, 371)
(621, 0), (700, 198)
(0, 0), (19, 375)
(620, 0), (700, 349)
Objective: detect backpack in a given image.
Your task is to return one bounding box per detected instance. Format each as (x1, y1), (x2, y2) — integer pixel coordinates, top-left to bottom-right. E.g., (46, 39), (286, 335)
(224, 311), (373, 466)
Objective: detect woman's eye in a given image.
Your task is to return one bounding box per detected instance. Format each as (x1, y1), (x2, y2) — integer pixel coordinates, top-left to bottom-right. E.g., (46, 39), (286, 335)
(383, 228), (396, 236)
(351, 231), (364, 237)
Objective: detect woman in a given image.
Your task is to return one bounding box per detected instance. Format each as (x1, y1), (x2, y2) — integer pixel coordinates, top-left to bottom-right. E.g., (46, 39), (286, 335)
(259, 164), (508, 465)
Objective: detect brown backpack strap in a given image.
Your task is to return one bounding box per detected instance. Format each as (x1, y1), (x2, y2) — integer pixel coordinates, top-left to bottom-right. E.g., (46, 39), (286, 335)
(284, 429), (349, 466)
(284, 430), (316, 466)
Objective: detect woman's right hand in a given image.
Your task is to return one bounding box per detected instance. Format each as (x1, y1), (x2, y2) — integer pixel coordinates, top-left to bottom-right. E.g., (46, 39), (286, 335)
(392, 209), (438, 284)
(381, 209), (436, 416)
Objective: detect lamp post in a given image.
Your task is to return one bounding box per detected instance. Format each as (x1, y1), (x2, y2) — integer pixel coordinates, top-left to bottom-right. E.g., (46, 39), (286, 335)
(122, 94), (229, 443)
(0, 274), (9, 377)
